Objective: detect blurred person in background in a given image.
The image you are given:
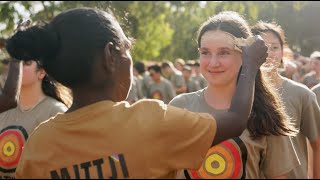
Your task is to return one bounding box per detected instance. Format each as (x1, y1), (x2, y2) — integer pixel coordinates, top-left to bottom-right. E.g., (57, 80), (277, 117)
(302, 51), (320, 89)
(253, 21), (320, 179)
(134, 61), (150, 98)
(148, 64), (176, 103)
(192, 61), (207, 89)
(182, 65), (201, 93)
(281, 59), (298, 80)
(161, 61), (186, 94)
(186, 60), (196, 75)
(174, 58), (185, 72)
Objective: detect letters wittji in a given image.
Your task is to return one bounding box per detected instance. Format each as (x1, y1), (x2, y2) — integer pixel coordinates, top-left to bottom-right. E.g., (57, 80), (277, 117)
(50, 154), (129, 179)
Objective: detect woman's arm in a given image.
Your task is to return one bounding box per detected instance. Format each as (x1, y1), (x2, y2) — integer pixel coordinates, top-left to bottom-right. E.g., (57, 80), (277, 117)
(0, 59), (22, 113)
(212, 36), (268, 145)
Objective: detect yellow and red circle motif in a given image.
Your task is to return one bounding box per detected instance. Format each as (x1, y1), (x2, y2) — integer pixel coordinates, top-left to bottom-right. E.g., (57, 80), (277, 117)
(0, 126), (28, 173)
(186, 137), (247, 179)
(152, 91), (163, 100)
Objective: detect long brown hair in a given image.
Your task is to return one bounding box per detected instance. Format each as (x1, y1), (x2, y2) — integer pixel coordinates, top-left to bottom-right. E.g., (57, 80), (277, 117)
(35, 60), (73, 108)
(197, 11), (297, 139)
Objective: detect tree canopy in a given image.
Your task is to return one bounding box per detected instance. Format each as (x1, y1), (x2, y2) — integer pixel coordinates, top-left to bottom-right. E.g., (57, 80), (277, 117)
(0, 1), (319, 62)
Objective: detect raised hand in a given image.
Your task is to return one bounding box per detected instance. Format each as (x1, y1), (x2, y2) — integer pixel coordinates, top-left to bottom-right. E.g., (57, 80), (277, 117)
(241, 35), (268, 70)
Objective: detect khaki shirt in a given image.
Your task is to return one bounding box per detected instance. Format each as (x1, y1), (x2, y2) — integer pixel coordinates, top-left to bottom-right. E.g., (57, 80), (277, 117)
(170, 89), (300, 179)
(148, 77), (176, 104)
(0, 96), (67, 179)
(312, 83), (320, 105)
(186, 78), (201, 93)
(302, 72), (320, 88)
(126, 76), (141, 103)
(16, 99), (217, 178)
(280, 77), (320, 178)
(192, 75), (207, 89)
(169, 71), (186, 94)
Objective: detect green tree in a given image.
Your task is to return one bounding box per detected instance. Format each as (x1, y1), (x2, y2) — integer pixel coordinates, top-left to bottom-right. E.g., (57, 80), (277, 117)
(1, 1), (320, 60)
(127, 2), (173, 61)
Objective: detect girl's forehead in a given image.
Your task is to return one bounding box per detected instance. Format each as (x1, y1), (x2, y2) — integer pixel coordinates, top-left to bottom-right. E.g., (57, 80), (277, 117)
(200, 30), (255, 53)
(260, 32), (280, 42)
(201, 30), (235, 49)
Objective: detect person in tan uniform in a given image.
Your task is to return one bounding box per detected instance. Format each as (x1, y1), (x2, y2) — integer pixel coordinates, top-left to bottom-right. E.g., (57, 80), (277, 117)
(192, 61), (207, 89)
(174, 58), (185, 72)
(6, 8), (268, 178)
(147, 64), (176, 104)
(170, 11), (299, 179)
(161, 61), (187, 94)
(0, 59), (71, 178)
(252, 21), (320, 179)
(312, 83), (320, 104)
(134, 61), (150, 98)
(182, 65), (201, 93)
(302, 51), (320, 89)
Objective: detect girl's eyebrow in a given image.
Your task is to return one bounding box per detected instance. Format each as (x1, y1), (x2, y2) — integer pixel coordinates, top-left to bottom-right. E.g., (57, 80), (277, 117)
(198, 47), (233, 51)
(218, 47), (232, 50)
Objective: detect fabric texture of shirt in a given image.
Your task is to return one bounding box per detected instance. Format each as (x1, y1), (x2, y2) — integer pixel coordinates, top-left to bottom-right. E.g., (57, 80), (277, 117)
(280, 77), (320, 178)
(0, 96), (67, 179)
(15, 99), (216, 178)
(169, 89), (300, 179)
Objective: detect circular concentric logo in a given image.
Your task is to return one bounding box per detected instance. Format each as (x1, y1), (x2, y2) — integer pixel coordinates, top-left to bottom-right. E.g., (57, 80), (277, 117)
(186, 137), (247, 179)
(152, 91), (163, 101)
(0, 126), (28, 173)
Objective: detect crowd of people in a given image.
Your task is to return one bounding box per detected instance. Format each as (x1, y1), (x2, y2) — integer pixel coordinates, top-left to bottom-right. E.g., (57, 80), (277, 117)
(125, 46), (320, 107)
(0, 7), (319, 179)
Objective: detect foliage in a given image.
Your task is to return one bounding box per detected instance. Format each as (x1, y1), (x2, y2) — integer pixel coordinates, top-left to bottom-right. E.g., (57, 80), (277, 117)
(0, 1), (319, 61)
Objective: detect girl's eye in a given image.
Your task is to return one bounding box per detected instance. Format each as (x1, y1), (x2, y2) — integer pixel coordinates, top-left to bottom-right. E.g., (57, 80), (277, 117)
(199, 50), (211, 56)
(272, 46), (279, 51)
(218, 51), (231, 56)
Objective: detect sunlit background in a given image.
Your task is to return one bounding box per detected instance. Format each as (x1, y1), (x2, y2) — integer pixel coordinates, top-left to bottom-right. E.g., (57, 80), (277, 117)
(0, 1), (319, 63)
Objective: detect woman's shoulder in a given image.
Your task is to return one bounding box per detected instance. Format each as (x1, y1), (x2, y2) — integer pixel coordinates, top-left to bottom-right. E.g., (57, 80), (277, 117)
(282, 77), (315, 96)
(169, 89), (204, 107)
(42, 96), (68, 113)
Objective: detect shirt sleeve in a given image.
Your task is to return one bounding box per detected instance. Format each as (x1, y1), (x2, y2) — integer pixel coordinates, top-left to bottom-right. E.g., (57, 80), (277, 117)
(312, 87), (320, 107)
(15, 130), (42, 178)
(153, 103), (217, 171)
(301, 91), (320, 142)
(175, 74), (186, 88)
(262, 135), (300, 178)
(166, 81), (177, 101)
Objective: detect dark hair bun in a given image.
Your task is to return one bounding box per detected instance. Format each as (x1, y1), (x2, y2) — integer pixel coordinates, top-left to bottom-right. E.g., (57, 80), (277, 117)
(5, 25), (59, 61)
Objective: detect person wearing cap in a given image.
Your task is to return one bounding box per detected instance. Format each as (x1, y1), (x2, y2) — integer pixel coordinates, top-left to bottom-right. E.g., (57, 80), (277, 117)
(174, 58), (186, 72)
(182, 65), (201, 93)
(161, 61), (187, 94)
(302, 51), (320, 88)
(147, 64), (176, 104)
(192, 61), (207, 89)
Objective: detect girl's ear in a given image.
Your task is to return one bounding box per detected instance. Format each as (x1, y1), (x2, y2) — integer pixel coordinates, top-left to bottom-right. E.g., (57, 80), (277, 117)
(38, 68), (46, 80)
(103, 42), (116, 73)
